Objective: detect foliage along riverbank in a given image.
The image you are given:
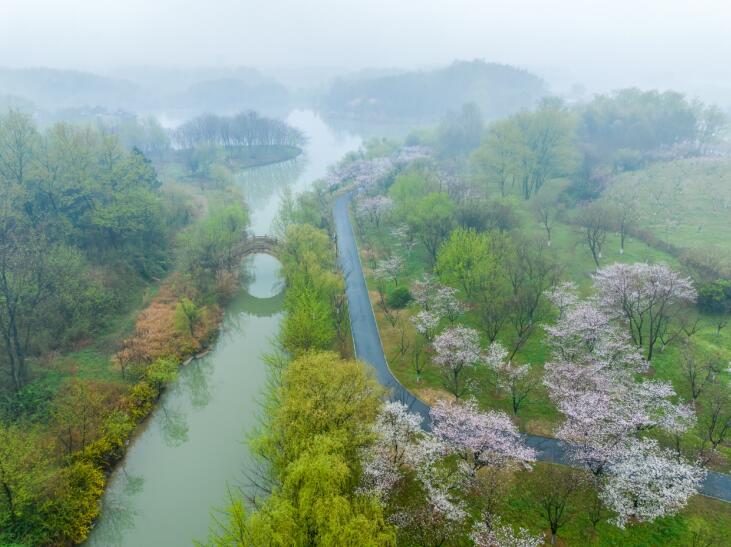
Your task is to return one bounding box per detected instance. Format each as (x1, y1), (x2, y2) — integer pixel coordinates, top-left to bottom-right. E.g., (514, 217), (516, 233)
(0, 108), (254, 545)
(206, 187), (391, 545)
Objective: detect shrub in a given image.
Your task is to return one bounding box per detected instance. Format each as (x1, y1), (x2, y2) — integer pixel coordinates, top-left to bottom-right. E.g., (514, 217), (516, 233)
(42, 461), (105, 544)
(387, 286), (412, 309)
(81, 410), (136, 468)
(127, 381), (158, 421)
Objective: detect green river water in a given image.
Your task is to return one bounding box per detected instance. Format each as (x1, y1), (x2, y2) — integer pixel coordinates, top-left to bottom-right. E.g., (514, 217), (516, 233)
(86, 110), (361, 546)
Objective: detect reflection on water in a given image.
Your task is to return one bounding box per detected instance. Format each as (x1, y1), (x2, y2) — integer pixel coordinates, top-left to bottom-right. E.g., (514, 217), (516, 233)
(86, 110), (361, 547)
(88, 255), (285, 547)
(236, 157), (305, 213)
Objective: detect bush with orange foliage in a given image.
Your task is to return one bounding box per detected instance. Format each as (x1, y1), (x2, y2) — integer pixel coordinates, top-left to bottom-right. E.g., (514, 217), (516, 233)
(113, 278), (221, 377)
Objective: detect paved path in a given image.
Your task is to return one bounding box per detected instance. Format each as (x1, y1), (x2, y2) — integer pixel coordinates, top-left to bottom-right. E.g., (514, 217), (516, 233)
(332, 192), (731, 503)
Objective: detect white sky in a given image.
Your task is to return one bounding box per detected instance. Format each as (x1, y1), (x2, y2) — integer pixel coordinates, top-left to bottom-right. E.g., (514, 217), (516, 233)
(1, 0), (730, 90)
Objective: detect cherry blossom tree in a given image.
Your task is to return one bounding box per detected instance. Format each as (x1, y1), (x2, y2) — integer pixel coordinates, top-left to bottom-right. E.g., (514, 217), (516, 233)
(432, 284), (466, 324)
(362, 399), (538, 544)
(484, 342), (537, 415)
(411, 274), (439, 311)
(544, 281), (579, 319)
(326, 156), (395, 190)
(390, 223), (417, 251)
(592, 262), (697, 360)
(327, 146), (430, 191)
(360, 401), (425, 500)
(471, 515), (543, 547)
(395, 145), (432, 165)
(600, 439), (705, 528)
(431, 399), (536, 473)
(356, 195), (393, 228)
(548, 380), (686, 475)
(361, 402), (470, 544)
(543, 292), (705, 526)
(374, 255), (404, 286)
(660, 402), (696, 460)
(411, 310), (441, 342)
(411, 275), (464, 320)
(432, 326), (484, 399)
(544, 300), (648, 380)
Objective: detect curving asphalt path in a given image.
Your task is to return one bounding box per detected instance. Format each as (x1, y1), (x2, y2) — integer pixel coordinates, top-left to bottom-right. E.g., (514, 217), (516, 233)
(333, 192), (731, 503)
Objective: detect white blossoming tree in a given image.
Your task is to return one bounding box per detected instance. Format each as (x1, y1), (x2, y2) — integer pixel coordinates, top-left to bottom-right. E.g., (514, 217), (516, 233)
(593, 262), (696, 360)
(431, 399), (536, 473)
(432, 326), (484, 399)
(543, 292), (705, 527)
(374, 255), (404, 286)
(600, 439), (705, 528)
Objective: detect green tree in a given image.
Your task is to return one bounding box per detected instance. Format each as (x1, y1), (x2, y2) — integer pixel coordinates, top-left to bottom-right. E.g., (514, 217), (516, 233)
(404, 193), (455, 263)
(281, 284), (335, 354)
(436, 102), (484, 156)
(471, 99), (577, 200)
(52, 379), (108, 456)
(210, 352), (394, 546)
(175, 297), (201, 338)
(0, 424), (52, 542)
(40, 460), (105, 544)
(470, 118), (524, 197)
(436, 227), (500, 298)
(181, 200), (249, 289)
(388, 170), (439, 207)
(698, 280), (731, 335)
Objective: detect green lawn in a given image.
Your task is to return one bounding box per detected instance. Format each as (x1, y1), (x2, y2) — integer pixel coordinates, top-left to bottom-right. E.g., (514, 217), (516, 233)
(500, 463), (731, 546)
(606, 157), (731, 275)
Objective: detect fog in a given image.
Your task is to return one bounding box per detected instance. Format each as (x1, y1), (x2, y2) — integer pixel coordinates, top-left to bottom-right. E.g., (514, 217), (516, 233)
(2, 0), (730, 97)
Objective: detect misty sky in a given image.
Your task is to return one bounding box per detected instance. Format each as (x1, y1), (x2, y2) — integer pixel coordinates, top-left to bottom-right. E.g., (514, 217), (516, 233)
(2, 0), (730, 89)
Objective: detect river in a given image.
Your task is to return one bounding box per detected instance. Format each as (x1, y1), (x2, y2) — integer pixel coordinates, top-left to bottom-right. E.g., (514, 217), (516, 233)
(86, 110), (362, 547)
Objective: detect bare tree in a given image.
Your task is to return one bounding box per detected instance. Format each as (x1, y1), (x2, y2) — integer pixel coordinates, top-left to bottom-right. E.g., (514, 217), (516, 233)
(609, 189), (639, 255)
(411, 338), (426, 383)
(699, 385), (731, 458)
(681, 346), (720, 403)
(505, 240), (559, 358)
(533, 193), (559, 247)
(577, 202), (611, 269)
(532, 466), (585, 546)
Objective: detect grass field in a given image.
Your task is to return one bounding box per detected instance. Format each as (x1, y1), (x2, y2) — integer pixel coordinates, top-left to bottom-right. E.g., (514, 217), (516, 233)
(500, 463), (731, 546)
(606, 157), (731, 275)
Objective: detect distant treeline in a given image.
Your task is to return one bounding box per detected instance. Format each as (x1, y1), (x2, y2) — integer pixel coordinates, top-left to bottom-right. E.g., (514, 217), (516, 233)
(0, 66), (292, 113)
(321, 60), (547, 121)
(172, 111), (305, 150)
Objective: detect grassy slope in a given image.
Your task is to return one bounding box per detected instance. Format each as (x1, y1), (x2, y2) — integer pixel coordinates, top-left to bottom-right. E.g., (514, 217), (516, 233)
(606, 157), (731, 273)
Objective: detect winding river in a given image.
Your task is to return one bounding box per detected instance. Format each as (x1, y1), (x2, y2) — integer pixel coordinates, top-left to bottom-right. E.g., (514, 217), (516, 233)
(87, 110), (361, 547)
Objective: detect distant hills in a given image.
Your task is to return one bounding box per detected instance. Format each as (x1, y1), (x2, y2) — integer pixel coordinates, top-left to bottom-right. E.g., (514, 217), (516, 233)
(320, 60), (547, 122)
(0, 61), (548, 125)
(0, 66), (291, 115)
(0, 67), (142, 110)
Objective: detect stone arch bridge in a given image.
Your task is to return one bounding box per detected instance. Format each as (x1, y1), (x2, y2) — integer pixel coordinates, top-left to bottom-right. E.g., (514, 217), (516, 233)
(242, 235), (279, 257)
